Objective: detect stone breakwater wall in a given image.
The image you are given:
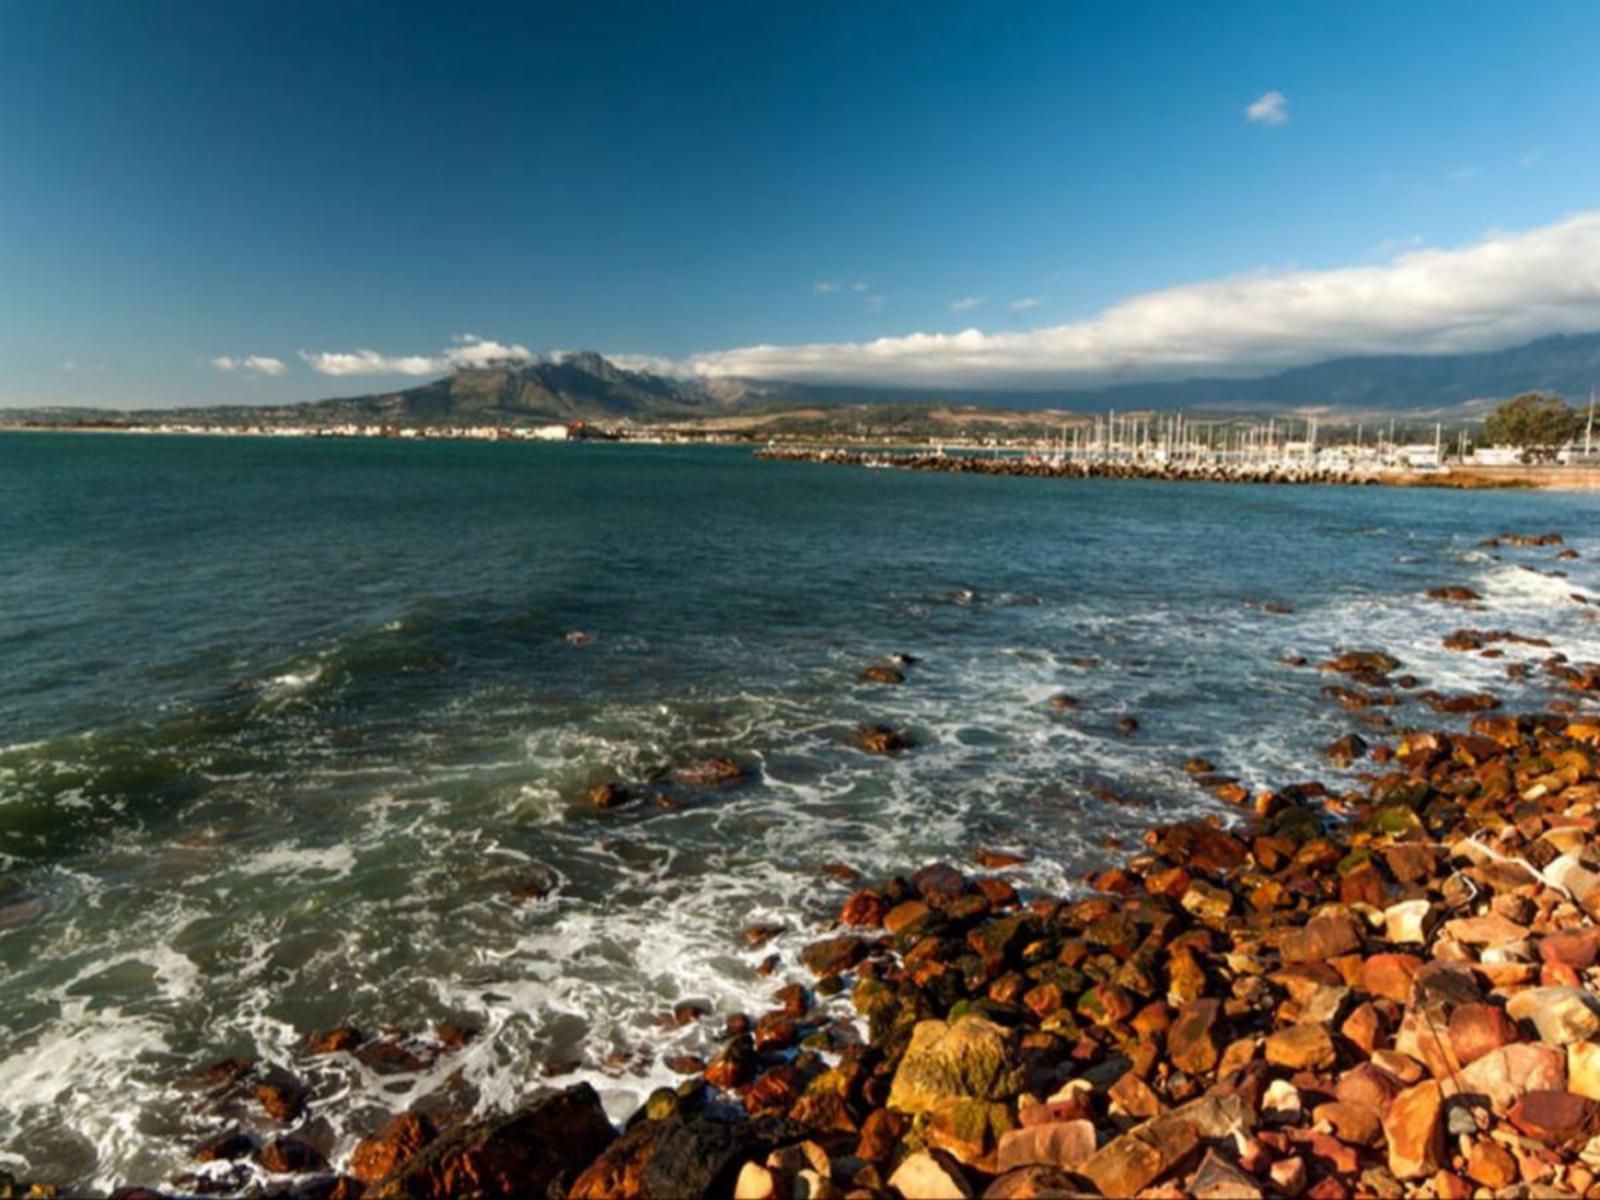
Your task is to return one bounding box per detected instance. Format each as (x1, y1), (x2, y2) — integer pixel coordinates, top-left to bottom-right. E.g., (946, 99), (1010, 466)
(754, 447), (1385, 487)
(754, 447), (1600, 490)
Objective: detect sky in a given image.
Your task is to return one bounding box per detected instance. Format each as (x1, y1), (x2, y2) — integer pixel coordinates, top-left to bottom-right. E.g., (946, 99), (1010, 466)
(4, 0), (1600, 407)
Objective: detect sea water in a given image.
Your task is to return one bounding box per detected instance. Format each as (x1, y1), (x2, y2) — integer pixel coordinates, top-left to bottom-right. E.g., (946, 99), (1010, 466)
(2, 432), (1598, 1191)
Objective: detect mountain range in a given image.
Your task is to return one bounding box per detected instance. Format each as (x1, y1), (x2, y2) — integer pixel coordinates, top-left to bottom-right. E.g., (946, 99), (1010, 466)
(9, 331), (1600, 428)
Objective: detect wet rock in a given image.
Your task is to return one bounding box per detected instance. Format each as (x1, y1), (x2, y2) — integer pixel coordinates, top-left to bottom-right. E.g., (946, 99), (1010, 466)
(1324, 733), (1369, 763)
(253, 1080), (307, 1123)
(1425, 586), (1483, 602)
(568, 1109), (804, 1200)
(1045, 694), (1078, 710)
(672, 758), (746, 787)
(855, 725), (912, 755)
(351, 1112), (437, 1186)
(257, 1137), (326, 1174)
(799, 935), (867, 979)
(887, 1016), (1024, 1116)
(375, 1082), (616, 1200)
(306, 1025), (364, 1055)
(586, 781), (630, 809)
(704, 1036), (757, 1090)
(192, 1130), (254, 1164)
(860, 665), (905, 685)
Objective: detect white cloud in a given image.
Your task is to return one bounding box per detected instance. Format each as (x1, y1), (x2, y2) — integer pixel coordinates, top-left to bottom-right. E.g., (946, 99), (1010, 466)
(852, 281), (868, 293)
(949, 297), (985, 312)
(1009, 297), (1043, 312)
(813, 281), (841, 294)
(212, 354), (287, 376)
(299, 335), (531, 377)
(863, 293), (887, 312)
(671, 212), (1600, 388)
(1246, 90), (1288, 126)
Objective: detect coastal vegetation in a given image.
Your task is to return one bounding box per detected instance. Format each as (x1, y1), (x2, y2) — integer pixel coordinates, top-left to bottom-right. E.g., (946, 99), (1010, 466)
(1485, 394), (1587, 461)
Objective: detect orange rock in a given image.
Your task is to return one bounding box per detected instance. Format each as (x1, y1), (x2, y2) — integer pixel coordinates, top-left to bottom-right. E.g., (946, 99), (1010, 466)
(1382, 1080), (1444, 1180)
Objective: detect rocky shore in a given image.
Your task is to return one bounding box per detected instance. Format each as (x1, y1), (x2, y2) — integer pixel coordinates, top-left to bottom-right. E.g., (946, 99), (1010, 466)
(10, 544), (1600, 1199)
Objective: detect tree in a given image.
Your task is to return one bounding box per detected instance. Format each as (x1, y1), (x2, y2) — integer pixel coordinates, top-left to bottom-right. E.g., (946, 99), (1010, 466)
(1483, 392), (1580, 460)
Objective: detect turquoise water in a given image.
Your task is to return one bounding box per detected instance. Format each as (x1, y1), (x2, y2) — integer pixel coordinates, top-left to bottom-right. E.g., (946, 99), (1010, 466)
(2, 431), (1598, 1191)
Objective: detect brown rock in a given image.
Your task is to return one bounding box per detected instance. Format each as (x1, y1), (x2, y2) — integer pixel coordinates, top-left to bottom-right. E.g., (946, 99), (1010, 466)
(1361, 954), (1422, 1005)
(351, 1112), (437, 1185)
(839, 888), (890, 927)
(980, 1165), (1080, 1199)
(887, 1016), (1024, 1116)
(1382, 1080), (1444, 1181)
(1279, 913), (1363, 965)
(860, 665), (905, 685)
(1266, 1023), (1338, 1071)
(1507, 1090), (1599, 1144)
(1312, 1101), (1382, 1146)
(800, 934), (867, 978)
(1455, 1041), (1566, 1114)
(994, 1120), (1097, 1173)
(1189, 1149), (1264, 1200)
(855, 725), (912, 755)
(1335, 1063), (1401, 1112)
(258, 1137), (327, 1174)
(254, 1081), (306, 1123)
(586, 781), (629, 808)
(1447, 1002), (1520, 1067)
(306, 1024), (364, 1054)
(1466, 1138), (1517, 1189)
(1167, 998), (1223, 1077)
(376, 1083), (615, 1200)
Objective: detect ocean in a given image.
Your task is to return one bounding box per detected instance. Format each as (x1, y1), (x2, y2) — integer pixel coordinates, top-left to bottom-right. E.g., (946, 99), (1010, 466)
(2, 431), (1598, 1192)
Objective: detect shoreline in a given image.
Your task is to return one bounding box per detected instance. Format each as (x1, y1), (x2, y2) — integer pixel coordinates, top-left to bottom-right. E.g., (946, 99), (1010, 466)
(755, 446), (1600, 492)
(14, 535), (1600, 1198)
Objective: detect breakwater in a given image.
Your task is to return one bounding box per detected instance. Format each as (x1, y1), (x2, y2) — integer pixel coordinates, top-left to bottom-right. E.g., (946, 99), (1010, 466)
(755, 446), (1600, 490)
(755, 446), (1385, 486)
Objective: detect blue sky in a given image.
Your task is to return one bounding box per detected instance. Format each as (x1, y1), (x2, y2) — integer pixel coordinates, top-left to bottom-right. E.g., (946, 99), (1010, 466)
(4, 0), (1600, 405)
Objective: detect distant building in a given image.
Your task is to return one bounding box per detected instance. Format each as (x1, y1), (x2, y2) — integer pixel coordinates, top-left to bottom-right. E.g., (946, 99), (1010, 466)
(529, 424), (570, 441)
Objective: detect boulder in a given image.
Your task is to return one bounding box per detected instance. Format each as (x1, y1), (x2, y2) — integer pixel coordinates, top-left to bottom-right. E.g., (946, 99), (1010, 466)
(375, 1083), (616, 1200)
(351, 1112), (437, 1185)
(887, 1016), (1023, 1115)
(981, 1165), (1080, 1199)
(567, 1110), (802, 1200)
(1447, 1003), (1521, 1066)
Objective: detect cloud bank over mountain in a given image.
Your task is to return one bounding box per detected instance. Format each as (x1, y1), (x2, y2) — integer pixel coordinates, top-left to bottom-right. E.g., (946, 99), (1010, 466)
(674, 212), (1600, 388)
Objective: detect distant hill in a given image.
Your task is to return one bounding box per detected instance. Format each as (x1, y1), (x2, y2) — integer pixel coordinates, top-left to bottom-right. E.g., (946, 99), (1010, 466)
(735, 331), (1600, 416)
(7, 332), (1600, 428)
